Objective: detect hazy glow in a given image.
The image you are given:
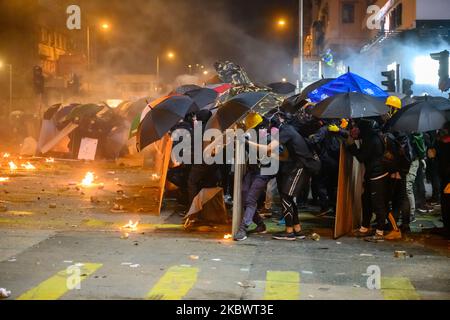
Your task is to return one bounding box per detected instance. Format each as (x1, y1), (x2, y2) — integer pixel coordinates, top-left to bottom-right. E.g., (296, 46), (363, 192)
(414, 56), (439, 85)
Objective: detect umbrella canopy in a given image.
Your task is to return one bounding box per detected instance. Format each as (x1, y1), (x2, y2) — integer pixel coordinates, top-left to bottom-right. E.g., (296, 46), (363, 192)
(312, 92), (390, 119)
(388, 100), (448, 133)
(412, 95), (450, 111)
(308, 72), (388, 103)
(185, 88), (219, 110)
(280, 94), (309, 114)
(206, 83), (232, 94)
(299, 78), (335, 100)
(53, 103), (80, 128)
(61, 103), (106, 123)
(137, 95), (199, 151)
(43, 103), (62, 120)
(205, 91), (281, 131)
(173, 84), (201, 95)
(117, 97), (154, 121)
(268, 82), (297, 95)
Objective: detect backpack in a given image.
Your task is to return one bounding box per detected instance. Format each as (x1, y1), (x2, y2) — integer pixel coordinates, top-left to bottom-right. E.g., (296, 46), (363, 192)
(381, 132), (413, 174)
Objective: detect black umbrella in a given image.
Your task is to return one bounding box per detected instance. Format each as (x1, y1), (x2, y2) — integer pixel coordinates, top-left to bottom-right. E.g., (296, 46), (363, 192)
(299, 78), (335, 100)
(173, 84), (201, 95)
(412, 95), (450, 111)
(268, 82), (297, 95)
(206, 91), (280, 131)
(137, 95), (199, 151)
(184, 88), (219, 110)
(388, 100), (448, 133)
(280, 94), (309, 114)
(311, 92), (390, 119)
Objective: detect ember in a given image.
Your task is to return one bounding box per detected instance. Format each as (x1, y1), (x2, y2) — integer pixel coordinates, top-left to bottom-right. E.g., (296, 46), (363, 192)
(81, 172), (95, 187)
(3, 153), (10, 158)
(45, 158), (55, 163)
(21, 162), (36, 170)
(224, 234), (232, 240)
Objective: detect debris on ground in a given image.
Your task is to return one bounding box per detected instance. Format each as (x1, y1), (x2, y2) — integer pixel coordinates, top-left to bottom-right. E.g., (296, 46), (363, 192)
(7, 257), (16, 262)
(311, 233), (320, 241)
(360, 253), (373, 257)
(120, 233), (129, 239)
(0, 288), (11, 299)
(352, 284), (361, 288)
(394, 250), (407, 258)
(301, 270), (313, 274)
(237, 281), (255, 289)
(49, 203), (57, 209)
(211, 258), (221, 262)
(189, 255), (199, 260)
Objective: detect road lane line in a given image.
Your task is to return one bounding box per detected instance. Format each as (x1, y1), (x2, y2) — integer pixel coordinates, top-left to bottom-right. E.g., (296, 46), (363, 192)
(381, 277), (420, 300)
(264, 271), (300, 300)
(146, 265), (199, 300)
(17, 263), (103, 300)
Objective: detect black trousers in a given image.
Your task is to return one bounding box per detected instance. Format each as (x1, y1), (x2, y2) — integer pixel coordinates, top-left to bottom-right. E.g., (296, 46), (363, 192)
(414, 161), (426, 208)
(390, 177), (410, 226)
(362, 176), (389, 231)
(187, 164), (219, 205)
(277, 165), (309, 228)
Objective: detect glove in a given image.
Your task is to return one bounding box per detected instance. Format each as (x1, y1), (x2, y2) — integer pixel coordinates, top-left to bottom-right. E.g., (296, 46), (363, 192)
(328, 124), (340, 133)
(340, 119), (349, 129)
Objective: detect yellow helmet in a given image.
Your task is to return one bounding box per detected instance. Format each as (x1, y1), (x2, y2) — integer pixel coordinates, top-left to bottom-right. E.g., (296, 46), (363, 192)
(245, 112), (263, 130)
(386, 96), (402, 109)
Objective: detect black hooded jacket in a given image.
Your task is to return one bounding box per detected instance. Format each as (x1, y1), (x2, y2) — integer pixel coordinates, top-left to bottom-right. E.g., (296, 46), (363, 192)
(348, 120), (387, 179)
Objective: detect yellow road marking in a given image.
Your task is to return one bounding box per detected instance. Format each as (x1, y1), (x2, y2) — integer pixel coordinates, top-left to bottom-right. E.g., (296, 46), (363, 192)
(381, 277), (420, 300)
(264, 271), (300, 300)
(146, 265), (199, 300)
(17, 263), (102, 300)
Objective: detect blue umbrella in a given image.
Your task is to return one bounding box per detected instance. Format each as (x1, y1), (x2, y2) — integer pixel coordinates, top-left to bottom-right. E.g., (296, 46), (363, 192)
(308, 72), (388, 103)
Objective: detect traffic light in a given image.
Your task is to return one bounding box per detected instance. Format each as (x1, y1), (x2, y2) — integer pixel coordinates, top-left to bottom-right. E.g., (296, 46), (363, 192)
(381, 70), (396, 92)
(33, 66), (45, 95)
(402, 79), (414, 96)
(430, 50), (449, 92)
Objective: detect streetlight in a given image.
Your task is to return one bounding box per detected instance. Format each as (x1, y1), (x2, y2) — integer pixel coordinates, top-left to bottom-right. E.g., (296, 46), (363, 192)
(0, 60), (12, 115)
(277, 18), (287, 28)
(156, 51), (176, 90)
(87, 21), (111, 71)
(298, 0), (304, 91)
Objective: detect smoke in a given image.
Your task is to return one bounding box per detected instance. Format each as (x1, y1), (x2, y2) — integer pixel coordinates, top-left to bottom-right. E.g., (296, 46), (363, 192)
(83, 0), (295, 87)
(339, 34), (450, 97)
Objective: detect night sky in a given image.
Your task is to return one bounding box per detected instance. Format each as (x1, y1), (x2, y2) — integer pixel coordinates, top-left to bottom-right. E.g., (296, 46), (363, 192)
(87, 0), (300, 83)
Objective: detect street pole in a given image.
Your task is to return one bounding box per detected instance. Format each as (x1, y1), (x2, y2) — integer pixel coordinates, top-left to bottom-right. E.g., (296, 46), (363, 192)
(87, 26), (91, 71)
(298, 0), (304, 91)
(8, 64), (12, 115)
(156, 56), (160, 93)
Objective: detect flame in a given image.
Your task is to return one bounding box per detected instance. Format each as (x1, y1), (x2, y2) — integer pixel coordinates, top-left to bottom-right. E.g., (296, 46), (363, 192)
(81, 172), (95, 186)
(151, 173), (160, 180)
(123, 220), (139, 231)
(3, 153), (10, 158)
(45, 158), (55, 163)
(8, 161), (17, 171)
(224, 234), (232, 240)
(0, 177), (9, 182)
(21, 162), (36, 170)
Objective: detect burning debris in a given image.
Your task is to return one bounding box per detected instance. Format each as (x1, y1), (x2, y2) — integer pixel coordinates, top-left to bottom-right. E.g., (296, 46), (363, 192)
(45, 158), (55, 163)
(224, 234), (232, 240)
(0, 177), (10, 182)
(2, 153), (10, 158)
(8, 162), (17, 171)
(21, 162), (36, 170)
(122, 220), (139, 232)
(81, 172), (95, 187)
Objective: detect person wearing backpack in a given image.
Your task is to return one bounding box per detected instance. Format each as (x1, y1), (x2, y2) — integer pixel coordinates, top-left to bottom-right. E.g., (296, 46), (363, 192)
(347, 119), (389, 242)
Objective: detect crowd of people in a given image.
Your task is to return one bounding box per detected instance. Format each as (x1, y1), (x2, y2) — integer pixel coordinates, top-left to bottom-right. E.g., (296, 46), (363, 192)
(167, 95), (450, 242)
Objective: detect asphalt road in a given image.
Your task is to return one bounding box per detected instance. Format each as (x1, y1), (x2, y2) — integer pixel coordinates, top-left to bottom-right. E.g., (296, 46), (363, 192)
(1, 227), (449, 300)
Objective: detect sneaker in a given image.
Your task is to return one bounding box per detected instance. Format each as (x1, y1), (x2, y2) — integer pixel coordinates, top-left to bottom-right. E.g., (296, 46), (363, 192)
(272, 232), (296, 241)
(353, 229), (372, 238)
(364, 234), (384, 243)
(417, 204), (434, 213)
(248, 224), (267, 234)
(410, 214), (417, 223)
(234, 228), (248, 241)
(294, 230), (308, 239)
(384, 229), (402, 240)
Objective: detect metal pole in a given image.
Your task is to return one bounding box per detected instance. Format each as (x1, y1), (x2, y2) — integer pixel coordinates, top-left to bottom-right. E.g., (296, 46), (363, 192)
(299, 0), (304, 90)
(87, 26), (90, 71)
(396, 63), (401, 93)
(8, 64), (12, 115)
(156, 56), (160, 93)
